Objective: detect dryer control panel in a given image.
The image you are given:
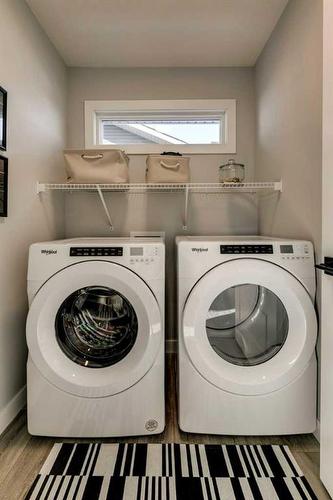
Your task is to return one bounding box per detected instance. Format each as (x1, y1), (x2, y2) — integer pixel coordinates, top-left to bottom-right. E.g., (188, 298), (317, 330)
(220, 243), (310, 257)
(220, 244), (273, 254)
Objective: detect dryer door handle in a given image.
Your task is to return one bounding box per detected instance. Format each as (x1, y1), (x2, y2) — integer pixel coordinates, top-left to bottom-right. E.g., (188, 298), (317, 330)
(315, 257), (333, 276)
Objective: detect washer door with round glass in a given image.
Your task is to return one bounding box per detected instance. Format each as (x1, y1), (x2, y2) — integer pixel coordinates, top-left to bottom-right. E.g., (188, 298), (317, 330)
(26, 261), (162, 398)
(182, 259), (317, 396)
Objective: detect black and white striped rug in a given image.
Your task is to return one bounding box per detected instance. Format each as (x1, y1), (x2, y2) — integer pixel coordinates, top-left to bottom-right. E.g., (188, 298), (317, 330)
(26, 443), (317, 500)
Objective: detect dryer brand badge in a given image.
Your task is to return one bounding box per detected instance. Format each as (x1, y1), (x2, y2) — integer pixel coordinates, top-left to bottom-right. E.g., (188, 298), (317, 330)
(41, 249), (57, 255)
(191, 247), (209, 253)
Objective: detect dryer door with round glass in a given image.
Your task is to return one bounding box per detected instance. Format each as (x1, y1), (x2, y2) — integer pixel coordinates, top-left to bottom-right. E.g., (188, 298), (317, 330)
(26, 261), (162, 398)
(182, 259), (317, 396)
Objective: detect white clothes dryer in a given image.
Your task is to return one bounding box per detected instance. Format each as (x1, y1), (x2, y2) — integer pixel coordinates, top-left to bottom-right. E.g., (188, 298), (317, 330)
(177, 236), (317, 435)
(26, 238), (165, 437)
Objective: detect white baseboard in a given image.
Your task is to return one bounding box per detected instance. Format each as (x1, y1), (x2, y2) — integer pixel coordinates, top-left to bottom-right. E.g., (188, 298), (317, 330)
(0, 385), (26, 436)
(313, 418), (320, 442)
(166, 339), (177, 354)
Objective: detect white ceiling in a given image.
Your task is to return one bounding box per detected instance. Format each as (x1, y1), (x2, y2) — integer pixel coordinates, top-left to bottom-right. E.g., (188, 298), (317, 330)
(26, 0), (288, 68)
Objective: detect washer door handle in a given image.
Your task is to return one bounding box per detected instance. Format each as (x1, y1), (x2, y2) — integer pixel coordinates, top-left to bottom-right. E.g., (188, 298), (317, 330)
(315, 257), (333, 276)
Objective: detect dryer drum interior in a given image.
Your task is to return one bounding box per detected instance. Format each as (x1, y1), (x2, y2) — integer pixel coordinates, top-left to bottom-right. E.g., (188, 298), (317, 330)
(206, 284), (289, 367)
(55, 286), (138, 368)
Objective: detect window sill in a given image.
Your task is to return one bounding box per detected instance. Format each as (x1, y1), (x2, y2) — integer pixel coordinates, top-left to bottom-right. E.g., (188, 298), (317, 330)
(83, 144), (236, 155)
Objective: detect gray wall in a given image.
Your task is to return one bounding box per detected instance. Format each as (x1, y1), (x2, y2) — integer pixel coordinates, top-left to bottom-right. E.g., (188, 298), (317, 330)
(65, 67), (258, 342)
(0, 0), (67, 431)
(255, 0), (323, 425)
(255, 0), (322, 251)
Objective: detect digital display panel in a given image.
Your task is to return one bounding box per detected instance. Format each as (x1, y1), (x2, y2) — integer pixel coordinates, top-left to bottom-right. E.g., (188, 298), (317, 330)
(220, 245), (273, 254)
(280, 245), (294, 254)
(130, 247), (144, 256)
(70, 247), (123, 257)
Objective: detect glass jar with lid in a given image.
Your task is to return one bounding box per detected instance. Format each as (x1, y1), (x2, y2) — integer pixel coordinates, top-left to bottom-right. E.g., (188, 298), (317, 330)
(219, 159), (245, 183)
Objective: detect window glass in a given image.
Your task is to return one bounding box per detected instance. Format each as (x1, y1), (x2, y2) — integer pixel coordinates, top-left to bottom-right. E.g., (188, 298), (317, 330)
(100, 118), (221, 145)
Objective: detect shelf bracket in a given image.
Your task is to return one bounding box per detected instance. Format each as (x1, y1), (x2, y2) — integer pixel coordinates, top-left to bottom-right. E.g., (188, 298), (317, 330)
(37, 182), (45, 194)
(96, 185), (113, 230)
(183, 185), (190, 230)
(276, 180), (283, 192)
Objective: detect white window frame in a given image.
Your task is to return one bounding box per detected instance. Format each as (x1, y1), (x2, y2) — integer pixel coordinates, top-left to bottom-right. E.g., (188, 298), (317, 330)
(84, 99), (236, 154)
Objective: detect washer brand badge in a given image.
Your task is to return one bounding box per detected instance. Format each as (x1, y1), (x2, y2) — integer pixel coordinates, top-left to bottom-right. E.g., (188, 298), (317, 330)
(191, 247), (209, 253)
(145, 419), (158, 432)
(41, 249), (57, 255)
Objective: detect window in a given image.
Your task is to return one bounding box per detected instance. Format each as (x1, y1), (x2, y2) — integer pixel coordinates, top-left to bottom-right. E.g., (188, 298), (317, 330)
(85, 100), (236, 154)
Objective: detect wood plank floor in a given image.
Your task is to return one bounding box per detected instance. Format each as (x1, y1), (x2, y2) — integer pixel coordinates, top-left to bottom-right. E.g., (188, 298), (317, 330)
(0, 355), (330, 499)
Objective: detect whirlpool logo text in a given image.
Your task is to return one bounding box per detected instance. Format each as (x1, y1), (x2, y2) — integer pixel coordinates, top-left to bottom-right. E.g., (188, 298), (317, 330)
(191, 248), (209, 253)
(41, 249), (57, 255)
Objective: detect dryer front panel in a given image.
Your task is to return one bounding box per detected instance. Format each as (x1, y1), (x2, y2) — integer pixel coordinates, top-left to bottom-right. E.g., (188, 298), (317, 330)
(26, 261), (162, 397)
(182, 259), (317, 395)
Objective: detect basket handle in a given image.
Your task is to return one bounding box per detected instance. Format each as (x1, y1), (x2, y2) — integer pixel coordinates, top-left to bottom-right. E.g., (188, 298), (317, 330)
(81, 153), (104, 160)
(160, 160), (180, 170)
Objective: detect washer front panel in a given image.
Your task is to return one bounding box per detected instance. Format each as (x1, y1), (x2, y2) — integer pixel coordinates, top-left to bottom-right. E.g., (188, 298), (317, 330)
(182, 259), (317, 395)
(26, 261), (162, 397)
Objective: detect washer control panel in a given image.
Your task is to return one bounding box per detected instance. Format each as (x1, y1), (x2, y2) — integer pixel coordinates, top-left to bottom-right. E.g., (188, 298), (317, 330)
(70, 247), (123, 257)
(220, 244), (273, 254)
(130, 245), (159, 264)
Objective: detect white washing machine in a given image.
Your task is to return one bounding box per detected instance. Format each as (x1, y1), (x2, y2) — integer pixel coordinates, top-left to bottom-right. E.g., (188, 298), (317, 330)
(26, 237), (165, 437)
(177, 236), (317, 435)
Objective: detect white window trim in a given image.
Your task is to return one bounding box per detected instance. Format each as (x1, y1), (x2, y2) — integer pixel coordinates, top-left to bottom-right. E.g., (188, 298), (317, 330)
(84, 99), (236, 154)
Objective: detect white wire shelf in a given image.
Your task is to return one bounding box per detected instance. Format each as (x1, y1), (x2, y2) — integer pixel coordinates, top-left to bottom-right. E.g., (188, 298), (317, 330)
(37, 181), (282, 194)
(37, 181), (282, 231)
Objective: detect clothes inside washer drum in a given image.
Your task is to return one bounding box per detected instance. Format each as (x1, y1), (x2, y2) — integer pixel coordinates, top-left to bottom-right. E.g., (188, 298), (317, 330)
(55, 286), (138, 368)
